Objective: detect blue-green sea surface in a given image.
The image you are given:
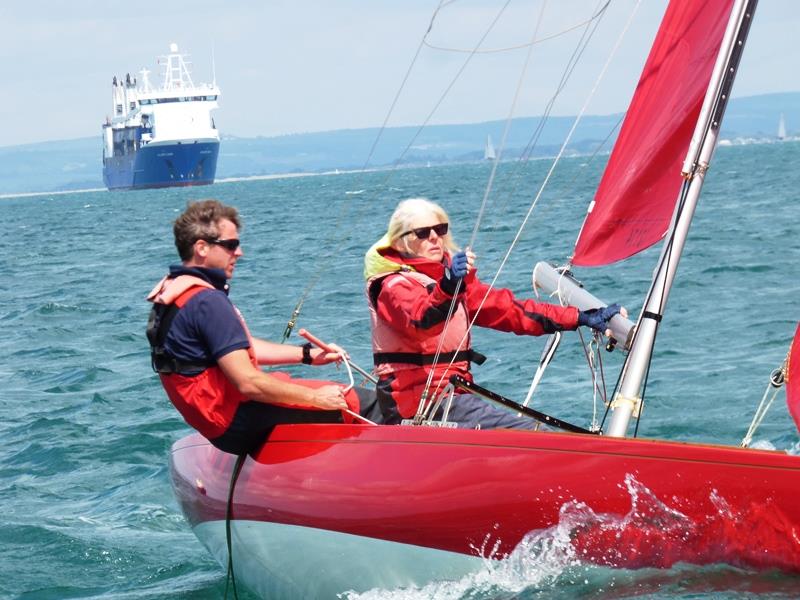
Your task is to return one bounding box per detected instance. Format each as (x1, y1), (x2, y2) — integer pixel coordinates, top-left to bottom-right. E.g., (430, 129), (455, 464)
(1, 141), (799, 599)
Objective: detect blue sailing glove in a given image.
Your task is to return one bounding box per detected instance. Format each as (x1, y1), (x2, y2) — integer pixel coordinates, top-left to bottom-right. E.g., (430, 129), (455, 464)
(578, 303), (621, 333)
(440, 251), (468, 296)
(450, 251), (469, 278)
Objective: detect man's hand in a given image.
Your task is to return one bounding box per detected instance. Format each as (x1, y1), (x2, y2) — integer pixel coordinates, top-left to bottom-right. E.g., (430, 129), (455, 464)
(311, 384), (348, 410)
(311, 342), (349, 365)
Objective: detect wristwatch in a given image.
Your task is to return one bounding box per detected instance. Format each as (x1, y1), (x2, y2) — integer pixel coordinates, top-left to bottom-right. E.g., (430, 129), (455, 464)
(301, 342), (314, 365)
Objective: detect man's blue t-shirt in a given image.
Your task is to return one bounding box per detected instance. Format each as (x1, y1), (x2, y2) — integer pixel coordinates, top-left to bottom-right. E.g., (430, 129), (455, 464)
(163, 266), (249, 370)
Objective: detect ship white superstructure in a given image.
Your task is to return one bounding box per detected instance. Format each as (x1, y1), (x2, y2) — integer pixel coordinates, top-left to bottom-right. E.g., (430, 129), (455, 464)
(102, 43), (221, 190)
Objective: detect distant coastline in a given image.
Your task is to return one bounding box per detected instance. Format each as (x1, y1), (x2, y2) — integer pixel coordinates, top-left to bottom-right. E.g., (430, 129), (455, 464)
(1, 91), (797, 196)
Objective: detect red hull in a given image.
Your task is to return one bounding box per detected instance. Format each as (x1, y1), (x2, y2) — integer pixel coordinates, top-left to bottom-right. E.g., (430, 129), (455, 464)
(171, 424), (800, 573)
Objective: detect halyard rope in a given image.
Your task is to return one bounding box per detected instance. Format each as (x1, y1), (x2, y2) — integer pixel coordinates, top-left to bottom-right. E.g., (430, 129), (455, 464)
(417, 0), (550, 419)
(282, 0), (512, 341)
(421, 0), (642, 414)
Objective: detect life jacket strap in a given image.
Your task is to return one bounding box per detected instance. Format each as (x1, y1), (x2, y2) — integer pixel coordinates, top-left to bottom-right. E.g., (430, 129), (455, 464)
(373, 348), (486, 367)
(151, 350), (214, 375)
(147, 286), (214, 375)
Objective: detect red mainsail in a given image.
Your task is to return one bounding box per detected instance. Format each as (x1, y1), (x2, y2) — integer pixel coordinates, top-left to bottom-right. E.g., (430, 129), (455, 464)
(572, 0), (734, 266)
(786, 324), (800, 432)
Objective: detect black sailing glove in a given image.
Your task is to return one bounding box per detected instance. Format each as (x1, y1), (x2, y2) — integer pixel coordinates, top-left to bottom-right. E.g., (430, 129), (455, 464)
(440, 251), (468, 296)
(578, 303), (622, 333)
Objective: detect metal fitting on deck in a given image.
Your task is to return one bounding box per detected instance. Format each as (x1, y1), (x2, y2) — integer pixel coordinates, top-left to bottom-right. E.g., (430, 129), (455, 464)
(609, 393), (642, 419)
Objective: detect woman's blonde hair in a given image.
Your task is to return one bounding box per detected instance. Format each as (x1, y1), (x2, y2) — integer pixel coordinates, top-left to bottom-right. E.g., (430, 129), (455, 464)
(387, 198), (458, 256)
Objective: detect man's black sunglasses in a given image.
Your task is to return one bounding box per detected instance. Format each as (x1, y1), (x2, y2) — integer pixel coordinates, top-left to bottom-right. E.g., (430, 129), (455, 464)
(204, 238), (241, 251)
(402, 223), (449, 240)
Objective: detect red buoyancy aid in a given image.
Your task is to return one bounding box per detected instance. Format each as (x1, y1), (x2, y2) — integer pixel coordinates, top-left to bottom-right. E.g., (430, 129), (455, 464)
(148, 274), (259, 439)
(367, 270), (474, 418)
(148, 275), (361, 438)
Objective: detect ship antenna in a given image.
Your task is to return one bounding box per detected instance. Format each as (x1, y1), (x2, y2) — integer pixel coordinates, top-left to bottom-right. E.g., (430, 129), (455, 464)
(211, 43), (217, 88)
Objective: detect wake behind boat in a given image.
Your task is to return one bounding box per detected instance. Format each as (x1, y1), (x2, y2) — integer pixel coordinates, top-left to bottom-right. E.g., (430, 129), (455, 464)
(102, 44), (220, 190)
(168, 0), (800, 597)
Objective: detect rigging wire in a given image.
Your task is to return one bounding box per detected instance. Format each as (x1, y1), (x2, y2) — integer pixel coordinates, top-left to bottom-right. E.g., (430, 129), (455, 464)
(604, 10), (747, 433)
(543, 265), (609, 428)
(576, 328), (606, 430)
(468, 1), (548, 250)
(423, 3), (613, 54)
(741, 359), (787, 448)
(424, 0), (643, 406)
(280, 0), (447, 342)
(417, 0), (549, 417)
(599, 178), (692, 434)
(462, 0), (613, 261)
(492, 2), (620, 414)
(280, 0), (512, 341)
(481, 0), (613, 241)
(378, 0), (515, 177)
(627, 4), (757, 433)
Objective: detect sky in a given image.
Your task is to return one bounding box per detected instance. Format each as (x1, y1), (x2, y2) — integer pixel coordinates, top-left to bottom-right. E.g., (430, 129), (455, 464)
(1, 0), (798, 147)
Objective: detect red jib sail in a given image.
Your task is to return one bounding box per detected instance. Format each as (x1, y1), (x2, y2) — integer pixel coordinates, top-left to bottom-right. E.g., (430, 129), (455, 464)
(786, 324), (800, 432)
(572, 0), (734, 267)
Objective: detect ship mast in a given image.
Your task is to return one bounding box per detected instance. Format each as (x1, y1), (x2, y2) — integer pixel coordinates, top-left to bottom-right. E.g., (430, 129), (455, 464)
(163, 42), (195, 90)
(606, 0), (759, 437)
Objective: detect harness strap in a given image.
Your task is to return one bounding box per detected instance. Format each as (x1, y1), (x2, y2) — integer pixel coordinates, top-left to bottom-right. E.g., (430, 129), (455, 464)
(147, 286), (215, 375)
(373, 348), (486, 367)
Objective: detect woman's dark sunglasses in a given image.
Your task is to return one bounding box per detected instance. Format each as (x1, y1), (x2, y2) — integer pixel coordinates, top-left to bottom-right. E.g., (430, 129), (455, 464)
(204, 238), (241, 251)
(402, 223), (449, 240)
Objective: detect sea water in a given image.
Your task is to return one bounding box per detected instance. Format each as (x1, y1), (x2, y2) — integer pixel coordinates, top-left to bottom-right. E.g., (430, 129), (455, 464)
(1, 141), (799, 599)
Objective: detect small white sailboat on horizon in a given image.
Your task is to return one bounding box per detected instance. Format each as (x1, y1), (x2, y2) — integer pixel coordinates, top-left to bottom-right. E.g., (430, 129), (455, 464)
(483, 134), (496, 160)
(777, 112), (787, 140)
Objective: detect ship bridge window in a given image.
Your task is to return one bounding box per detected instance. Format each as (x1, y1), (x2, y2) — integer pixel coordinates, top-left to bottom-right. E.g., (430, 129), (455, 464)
(205, 95), (217, 101)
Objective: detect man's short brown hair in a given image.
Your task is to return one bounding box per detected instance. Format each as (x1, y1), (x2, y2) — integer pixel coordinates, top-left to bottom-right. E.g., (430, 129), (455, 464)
(173, 199), (241, 261)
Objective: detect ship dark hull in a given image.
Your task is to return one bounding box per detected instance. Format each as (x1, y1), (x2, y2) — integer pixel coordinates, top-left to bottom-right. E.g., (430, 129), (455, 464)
(170, 423), (800, 598)
(103, 140), (219, 190)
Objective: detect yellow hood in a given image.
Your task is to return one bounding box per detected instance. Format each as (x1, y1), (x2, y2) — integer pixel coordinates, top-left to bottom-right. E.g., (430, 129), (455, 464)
(363, 234), (415, 280)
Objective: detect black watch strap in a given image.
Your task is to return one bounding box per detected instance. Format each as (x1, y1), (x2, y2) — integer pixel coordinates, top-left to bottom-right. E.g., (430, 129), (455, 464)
(301, 342), (314, 364)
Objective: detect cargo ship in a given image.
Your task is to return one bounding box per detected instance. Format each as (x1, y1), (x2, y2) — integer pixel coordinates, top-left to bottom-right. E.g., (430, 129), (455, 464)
(102, 44), (220, 190)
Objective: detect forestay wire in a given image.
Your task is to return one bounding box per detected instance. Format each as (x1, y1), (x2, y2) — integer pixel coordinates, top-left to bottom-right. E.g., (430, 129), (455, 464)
(485, 0), (617, 225)
(283, 0), (617, 344)
(420, 0), (643, 413)
(417, 0), (550, 416)
(281, 0), (447, 340)
(424, 4), (612, 54)
(281, 0), (514, 341)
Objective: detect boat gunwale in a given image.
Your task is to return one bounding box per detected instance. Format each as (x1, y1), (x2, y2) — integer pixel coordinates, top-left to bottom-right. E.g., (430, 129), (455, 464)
(171, 426), (800, 471)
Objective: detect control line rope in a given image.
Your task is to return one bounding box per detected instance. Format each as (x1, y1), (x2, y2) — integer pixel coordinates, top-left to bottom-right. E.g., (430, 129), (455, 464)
(425, 0), (642, 408)
(281, 0), (511, 342)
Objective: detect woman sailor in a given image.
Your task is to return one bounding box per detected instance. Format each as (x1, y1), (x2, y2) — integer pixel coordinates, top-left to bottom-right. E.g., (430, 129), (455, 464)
(364, 197), (622, 429)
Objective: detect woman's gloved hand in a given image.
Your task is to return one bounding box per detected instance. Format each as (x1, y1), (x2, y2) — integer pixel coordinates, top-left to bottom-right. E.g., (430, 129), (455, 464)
(578, 303), (623, 333)
(450, 251), (469, 278)
(440, 251), (470, 295)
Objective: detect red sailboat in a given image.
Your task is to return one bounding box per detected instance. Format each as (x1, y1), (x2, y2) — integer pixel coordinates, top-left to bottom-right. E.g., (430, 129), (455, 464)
(170, 1), (800, 597)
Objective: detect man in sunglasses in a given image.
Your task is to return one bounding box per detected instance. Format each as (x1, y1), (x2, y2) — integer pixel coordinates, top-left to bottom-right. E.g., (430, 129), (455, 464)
(147, 199), (373, 455)
(364, 197), (624, 429)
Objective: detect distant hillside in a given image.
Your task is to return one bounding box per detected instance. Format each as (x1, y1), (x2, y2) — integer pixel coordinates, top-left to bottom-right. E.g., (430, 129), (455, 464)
(1, 92), (798, 195)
